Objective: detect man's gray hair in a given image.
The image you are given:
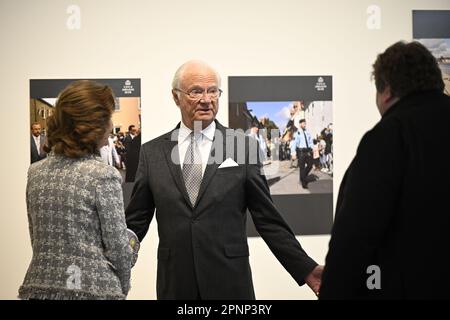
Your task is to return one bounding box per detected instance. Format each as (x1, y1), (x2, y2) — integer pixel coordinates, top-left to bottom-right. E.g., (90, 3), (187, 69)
(172, 60), (222, 90)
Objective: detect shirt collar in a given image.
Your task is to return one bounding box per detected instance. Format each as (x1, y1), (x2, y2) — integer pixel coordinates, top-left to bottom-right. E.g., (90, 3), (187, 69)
(201, 121), (216, 141)
(179, 120), (216, 143)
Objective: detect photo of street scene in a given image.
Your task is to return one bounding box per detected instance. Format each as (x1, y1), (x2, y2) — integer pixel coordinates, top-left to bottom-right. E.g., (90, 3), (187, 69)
(231, 100), (332, 195)
(417, 39), (450, 95)
(29, 79), (142, 188)
(229, 76), (333, 235)
(413, 10), (450, 96)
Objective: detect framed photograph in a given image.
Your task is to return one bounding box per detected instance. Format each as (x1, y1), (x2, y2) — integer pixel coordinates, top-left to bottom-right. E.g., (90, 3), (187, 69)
(30, 78), (141, 201)
(413, 10), (450, 95)
(228, 76), (333, 236)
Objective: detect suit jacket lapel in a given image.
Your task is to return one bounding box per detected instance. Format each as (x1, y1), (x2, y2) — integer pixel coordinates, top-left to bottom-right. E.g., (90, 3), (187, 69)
(162, 127), (193, 209)
(31, 136), (36, 151)
(194, 121), (227, 210)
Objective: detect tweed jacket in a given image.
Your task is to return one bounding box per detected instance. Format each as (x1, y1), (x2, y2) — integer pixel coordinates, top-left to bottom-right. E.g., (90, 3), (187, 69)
(19, 152), (132, 300)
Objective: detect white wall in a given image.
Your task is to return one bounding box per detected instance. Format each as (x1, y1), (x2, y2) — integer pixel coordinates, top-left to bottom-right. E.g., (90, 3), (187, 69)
(305, 101), (333, 139)
(1, 0), (449, 300)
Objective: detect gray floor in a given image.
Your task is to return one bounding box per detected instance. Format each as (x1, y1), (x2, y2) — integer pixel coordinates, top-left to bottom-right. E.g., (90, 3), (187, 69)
(264, 160), (333, 195)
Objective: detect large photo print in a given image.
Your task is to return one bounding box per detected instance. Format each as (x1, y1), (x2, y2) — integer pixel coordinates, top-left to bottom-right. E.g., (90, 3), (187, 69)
(229, 76), (333, 236)
(413, 10), (450, 95)
(29, 78), (141, 195)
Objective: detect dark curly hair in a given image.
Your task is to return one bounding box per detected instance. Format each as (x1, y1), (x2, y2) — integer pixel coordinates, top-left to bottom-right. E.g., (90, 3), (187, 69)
(43, 80), (115, 158)
(372, 41), (444, 98)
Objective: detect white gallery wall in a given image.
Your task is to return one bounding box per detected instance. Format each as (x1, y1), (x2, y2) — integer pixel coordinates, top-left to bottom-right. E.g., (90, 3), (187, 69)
(1, 0), (448, 300)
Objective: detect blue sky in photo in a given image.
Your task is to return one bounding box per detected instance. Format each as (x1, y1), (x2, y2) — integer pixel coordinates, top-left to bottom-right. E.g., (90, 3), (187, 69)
(246, 101), (293, 130)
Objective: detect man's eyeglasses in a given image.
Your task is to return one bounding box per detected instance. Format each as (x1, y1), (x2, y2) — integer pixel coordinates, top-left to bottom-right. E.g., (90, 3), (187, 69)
(174, 87), (222, 100)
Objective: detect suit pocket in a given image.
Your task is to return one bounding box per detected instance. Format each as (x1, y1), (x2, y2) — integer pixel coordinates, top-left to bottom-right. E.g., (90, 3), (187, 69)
(224, 244), (250, 258)
(158, 247), (170, 260)
(216, 166), (243, 175)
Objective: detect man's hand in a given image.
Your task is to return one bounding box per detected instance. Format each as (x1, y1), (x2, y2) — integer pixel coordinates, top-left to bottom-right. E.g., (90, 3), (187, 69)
(305, 265), (323, 297)
(291, 154), (297, 161)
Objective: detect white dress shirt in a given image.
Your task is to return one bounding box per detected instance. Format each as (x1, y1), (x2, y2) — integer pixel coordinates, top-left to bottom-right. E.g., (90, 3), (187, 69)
(178, 121), (215, 176)
(33, 135), (41, 155)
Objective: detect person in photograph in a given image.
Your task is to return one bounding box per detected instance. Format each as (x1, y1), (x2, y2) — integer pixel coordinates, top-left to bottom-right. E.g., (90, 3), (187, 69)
(291, 101), (304, 131)
(283, 109), (296, 140)
(114, 138), (126, 169)
(125, 60), (323, 300)
(320, 41), (450, 299)
(124, 124), (141, 182)
(30, 122), (47, 164)
(319, 136), (327, 172)
(321, 124), (333, 174)
(100, 135), (120, 168)
(248, 125), (267, 163)
(19, 80), (132, 300)
(282, 108), (298, 166)
(117, 131), (125, 144)
(124, 125), (138, 144)
(291, 119), (314, 189)
(312, 137), (320, 171)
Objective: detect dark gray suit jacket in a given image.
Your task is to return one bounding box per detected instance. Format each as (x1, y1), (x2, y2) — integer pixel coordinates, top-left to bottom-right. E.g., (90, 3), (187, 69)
(126, 120), (317, 299)
(30, 135), (47, 164)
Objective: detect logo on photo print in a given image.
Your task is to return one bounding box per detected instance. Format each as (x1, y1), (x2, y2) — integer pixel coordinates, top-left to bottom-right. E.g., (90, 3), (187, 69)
(122, 80), (135, 95)
(315, 77), (327, 92)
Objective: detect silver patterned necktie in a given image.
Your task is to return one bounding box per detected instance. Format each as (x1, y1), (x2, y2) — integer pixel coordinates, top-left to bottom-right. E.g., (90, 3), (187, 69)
(182, 132), (203, 206)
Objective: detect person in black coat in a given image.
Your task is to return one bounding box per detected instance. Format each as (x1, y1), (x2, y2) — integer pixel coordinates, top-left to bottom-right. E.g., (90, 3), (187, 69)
(320, 41), (450, 299)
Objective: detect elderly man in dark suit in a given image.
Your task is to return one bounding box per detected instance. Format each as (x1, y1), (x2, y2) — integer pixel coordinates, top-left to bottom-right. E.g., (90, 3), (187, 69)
(320, 41), (450, 299)
(30, 122), (47, 164)
(125, 60), (323, 299)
